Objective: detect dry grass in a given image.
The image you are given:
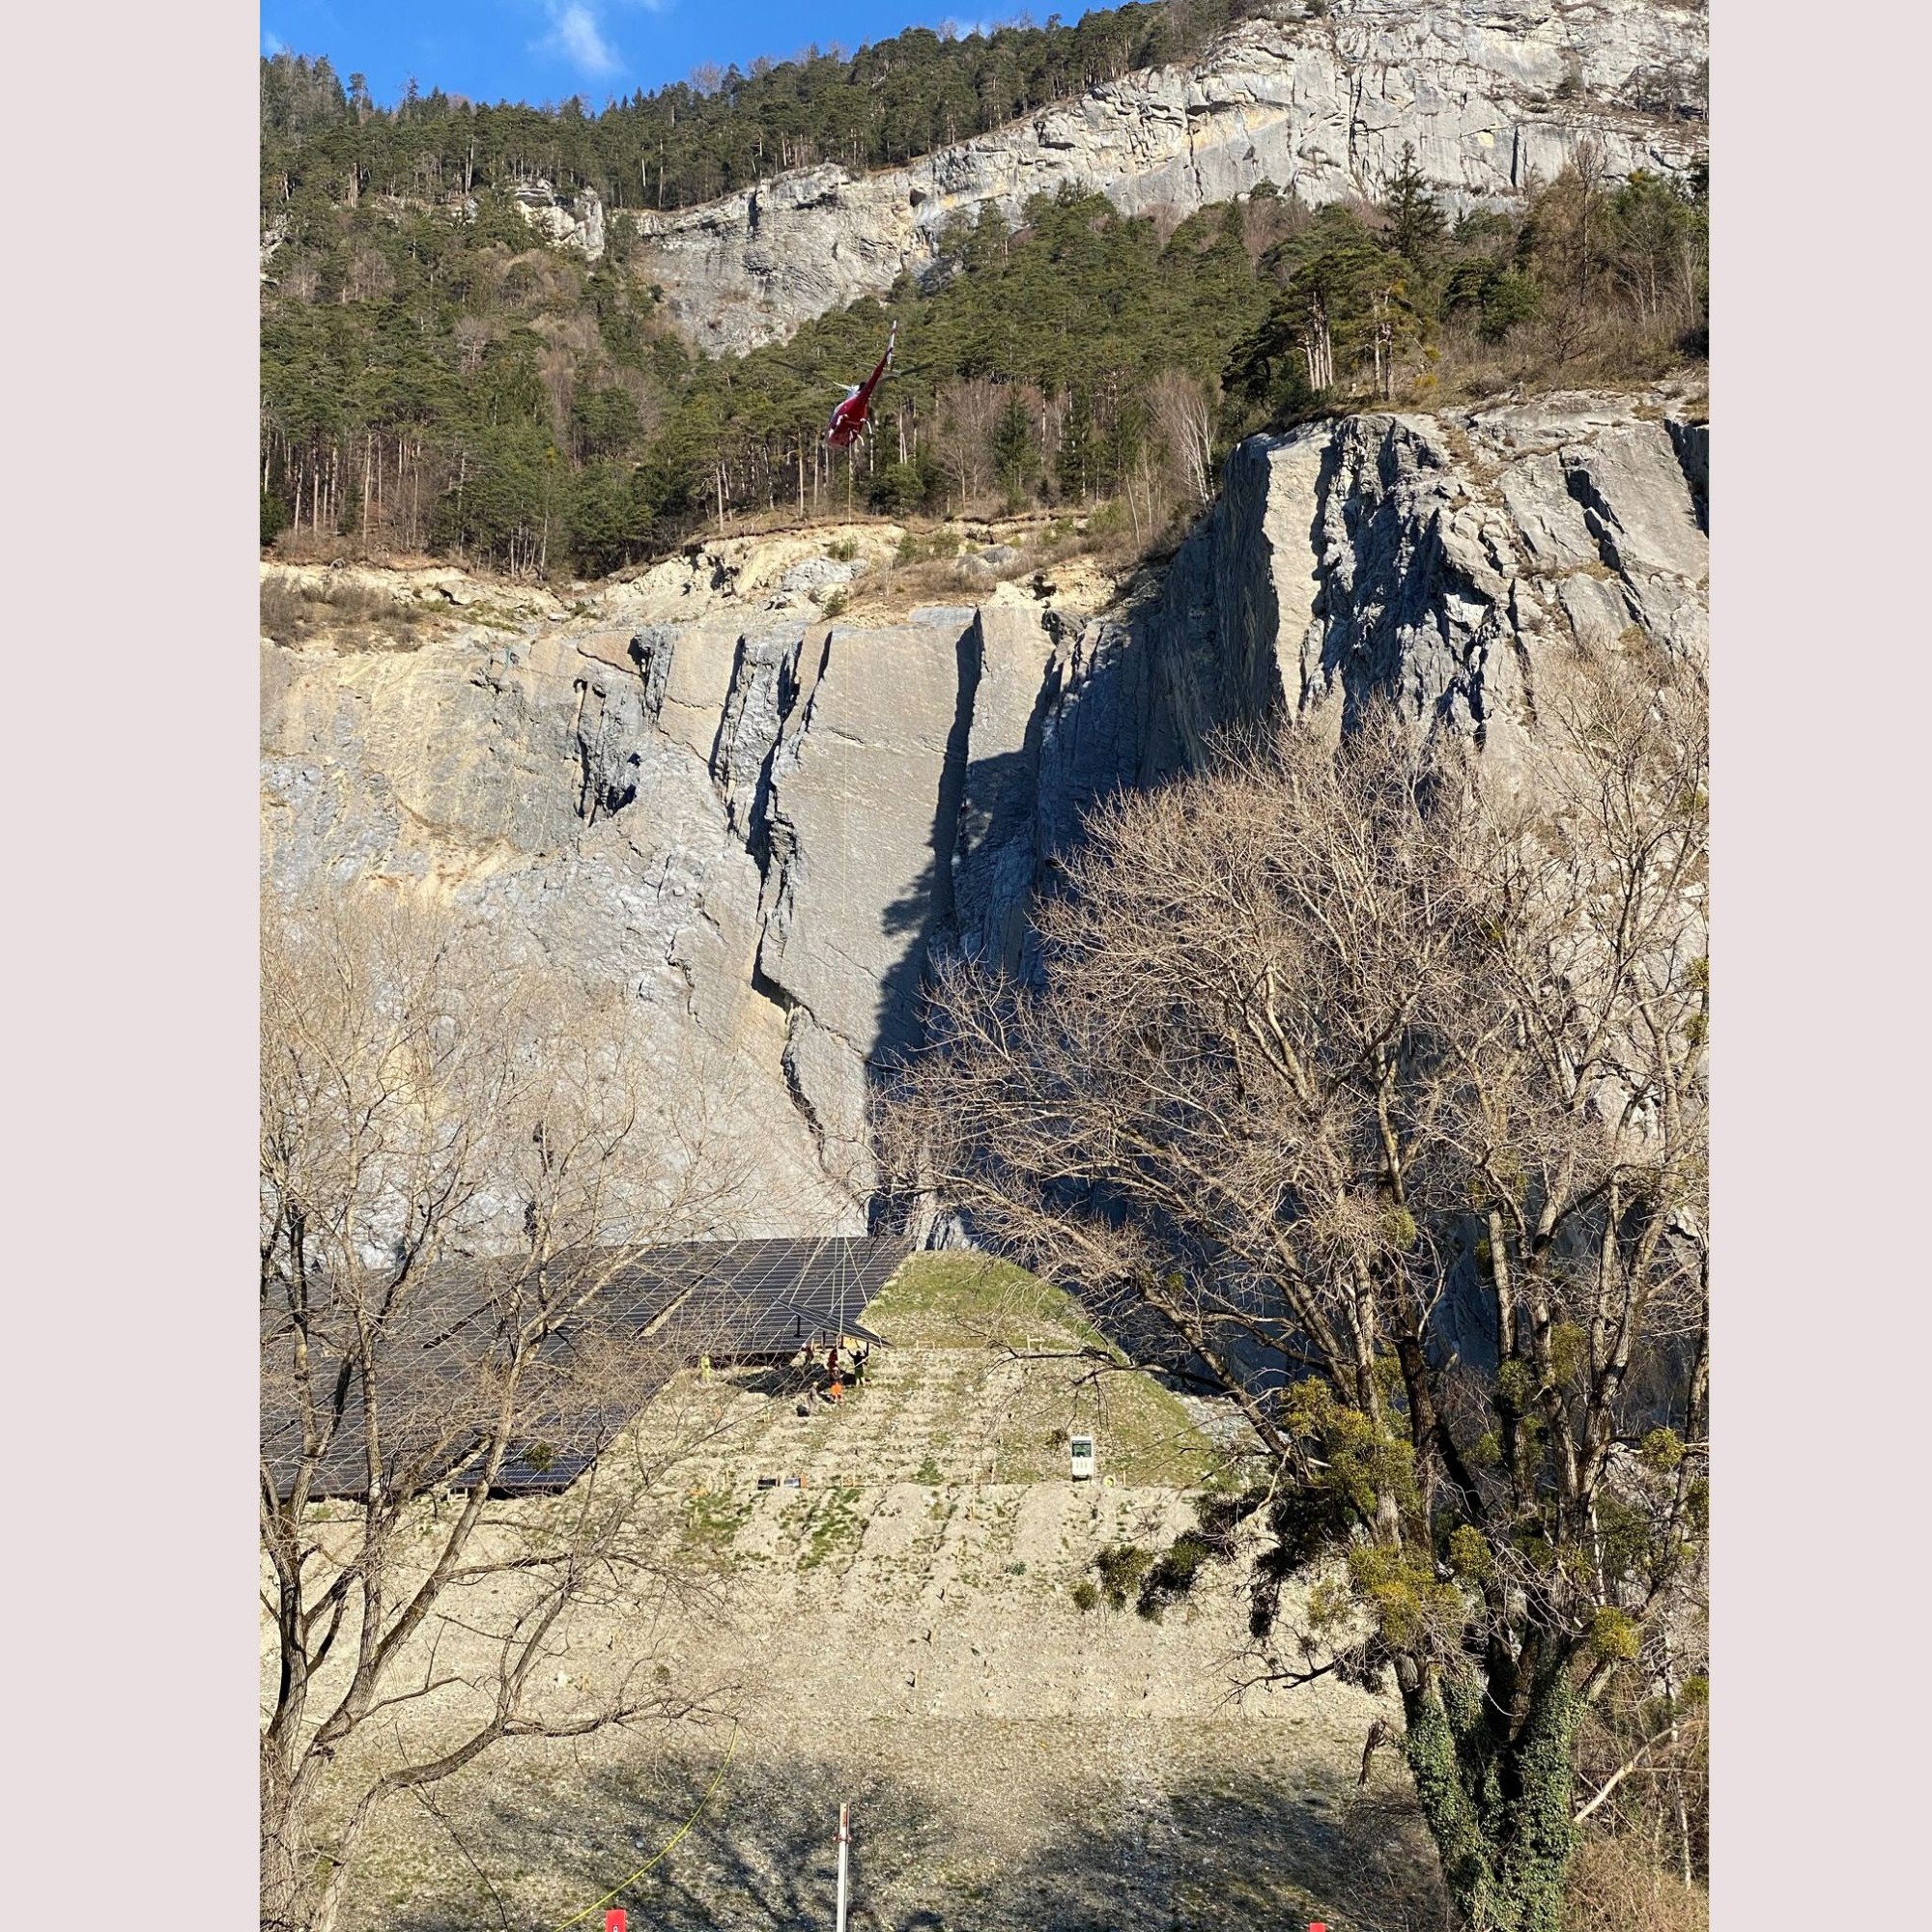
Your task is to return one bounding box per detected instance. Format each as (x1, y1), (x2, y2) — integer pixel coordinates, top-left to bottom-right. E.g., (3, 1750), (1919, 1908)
(833, 506), (1157, 621)
(1404, 314), (1706, 412)
(1564, 1834), (1710, 1932)
(260, 576), (440, 652)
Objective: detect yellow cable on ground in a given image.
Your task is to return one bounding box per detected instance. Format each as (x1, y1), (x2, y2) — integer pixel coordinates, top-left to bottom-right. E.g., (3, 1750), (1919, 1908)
(545, 1722), (741, 1932)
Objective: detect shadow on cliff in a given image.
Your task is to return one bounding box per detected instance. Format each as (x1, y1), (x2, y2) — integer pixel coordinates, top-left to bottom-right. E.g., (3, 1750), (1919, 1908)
(859, 460), (1315, 1098)
(855, 591), (1292, 1403)
(864, 616), (985, 1103)
(379, 1739), (1442, 1932)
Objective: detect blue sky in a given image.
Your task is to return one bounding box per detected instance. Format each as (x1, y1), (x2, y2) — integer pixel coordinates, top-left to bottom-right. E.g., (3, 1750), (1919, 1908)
(259, 3), (1055, 108)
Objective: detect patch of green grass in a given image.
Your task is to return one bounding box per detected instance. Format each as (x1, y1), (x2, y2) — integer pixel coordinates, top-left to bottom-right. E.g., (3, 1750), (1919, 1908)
(793, 1487), (867, 1573)
(680, 1489), (753, 1562)
(863, 1251), (1116, 1352)
(862, 1253), (1224, 1489)
(1091, 1378), (1225, 1490)
(465, 602), (526, 632)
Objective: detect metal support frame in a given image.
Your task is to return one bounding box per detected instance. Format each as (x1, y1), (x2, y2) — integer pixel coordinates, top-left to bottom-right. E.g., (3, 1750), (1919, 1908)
(834, 1803), (851, 1932)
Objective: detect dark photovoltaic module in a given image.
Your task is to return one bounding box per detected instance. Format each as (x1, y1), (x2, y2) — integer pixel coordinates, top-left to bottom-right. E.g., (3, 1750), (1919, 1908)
(261, 1236), (909, 1500)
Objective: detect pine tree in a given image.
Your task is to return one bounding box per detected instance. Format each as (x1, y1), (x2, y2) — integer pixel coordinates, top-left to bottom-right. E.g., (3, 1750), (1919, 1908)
(991, 390), (1038, 508)
(1056, 385), (1096, 503)
(1382, 142), (1445, 273)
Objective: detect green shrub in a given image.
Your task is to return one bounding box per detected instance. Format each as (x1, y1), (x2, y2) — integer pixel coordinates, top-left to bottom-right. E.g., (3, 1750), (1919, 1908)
(1480, 269), (1543, 342)
(1094, 1541), (1152, 1610)
(869, 462), (928, 515)
(1135, 1529), (1215, 1620)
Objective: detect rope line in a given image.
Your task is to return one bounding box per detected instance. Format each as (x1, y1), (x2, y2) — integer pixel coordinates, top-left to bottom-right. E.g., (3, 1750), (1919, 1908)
(543, 1721), (741, 1932)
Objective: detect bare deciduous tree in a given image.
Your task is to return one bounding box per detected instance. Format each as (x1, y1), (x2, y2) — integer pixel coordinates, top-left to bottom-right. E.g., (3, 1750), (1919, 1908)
(259, 889), (763, 1932)
(1149, 368), (1218, 508)
(880, 650), (1709, 1932)
(931, 375), (1004, 510)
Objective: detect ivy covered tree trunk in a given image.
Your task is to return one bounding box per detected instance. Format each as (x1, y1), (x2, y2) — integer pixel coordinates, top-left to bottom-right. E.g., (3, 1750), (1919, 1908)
(1402, 1662), (1580, 1932)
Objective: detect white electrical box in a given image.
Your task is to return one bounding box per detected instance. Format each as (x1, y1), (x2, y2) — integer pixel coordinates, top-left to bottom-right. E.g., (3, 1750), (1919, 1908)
(1068, 1435), (1096, 1481)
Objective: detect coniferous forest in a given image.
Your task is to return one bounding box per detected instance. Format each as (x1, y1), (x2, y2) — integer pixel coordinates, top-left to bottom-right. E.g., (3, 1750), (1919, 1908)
(260, 18), (1708, 581)
(261, 6), (1269, 212)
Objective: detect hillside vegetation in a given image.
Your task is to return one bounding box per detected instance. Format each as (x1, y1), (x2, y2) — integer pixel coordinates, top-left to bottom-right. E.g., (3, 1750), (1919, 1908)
(257, 32), (1708, 580)
(261, 4), (1269, 213)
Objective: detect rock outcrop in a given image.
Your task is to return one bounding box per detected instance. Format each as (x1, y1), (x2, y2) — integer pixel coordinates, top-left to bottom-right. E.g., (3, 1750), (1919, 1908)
(510, 179), (606, 262)
(262, 386), (1706, 1231)
(1132, 384), (1709, 761)
(632, 1), (1708, 352)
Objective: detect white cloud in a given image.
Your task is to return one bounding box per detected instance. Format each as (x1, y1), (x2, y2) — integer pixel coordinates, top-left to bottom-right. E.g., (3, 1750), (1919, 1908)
(539, 2), (622, 76)
(262, 29), (286, 57)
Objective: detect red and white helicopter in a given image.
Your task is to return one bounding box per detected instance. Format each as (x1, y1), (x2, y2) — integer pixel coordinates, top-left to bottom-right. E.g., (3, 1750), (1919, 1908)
(825, 321), (896, 448)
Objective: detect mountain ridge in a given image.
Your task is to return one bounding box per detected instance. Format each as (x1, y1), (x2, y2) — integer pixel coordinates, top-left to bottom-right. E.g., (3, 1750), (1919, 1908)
(621, 1), (1708, 352)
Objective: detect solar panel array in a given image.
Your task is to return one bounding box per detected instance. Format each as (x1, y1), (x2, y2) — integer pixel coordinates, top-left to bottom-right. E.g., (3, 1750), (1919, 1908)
(583, 1236), (906, 1355)
(261, 1236), (910, 1501)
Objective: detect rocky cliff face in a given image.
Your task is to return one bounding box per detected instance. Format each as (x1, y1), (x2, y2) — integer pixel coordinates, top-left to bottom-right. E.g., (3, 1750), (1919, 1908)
(510, 178), (606, 262)
(262, 384), (1706, 1231)
(633, 0), (1707, 353)
(1137, 381), (1708, 760)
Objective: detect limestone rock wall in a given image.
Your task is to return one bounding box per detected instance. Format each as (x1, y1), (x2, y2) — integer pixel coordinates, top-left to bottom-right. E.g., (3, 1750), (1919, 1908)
(510, 179), (606, 262)
(1099, 383), (1708, 766)
(632, 1), (1707, 352)
(262, 389), (1706, 1231)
